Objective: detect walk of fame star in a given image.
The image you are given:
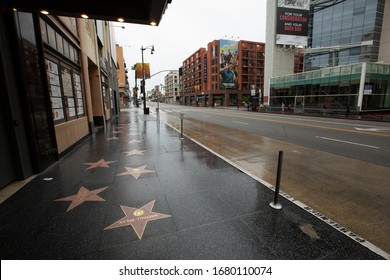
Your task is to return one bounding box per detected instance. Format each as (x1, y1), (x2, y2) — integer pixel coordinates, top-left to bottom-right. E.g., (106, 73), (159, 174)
(55, 186), (108, 212)
(107, 136), (119, 141)
(129, 132), (140, 136)
(104, 200), (171, 239)
(128, 139), (143, 144)
(123, 149), (146, 156)
(84, 159), (117, 170)
(116, 165), (155, 179)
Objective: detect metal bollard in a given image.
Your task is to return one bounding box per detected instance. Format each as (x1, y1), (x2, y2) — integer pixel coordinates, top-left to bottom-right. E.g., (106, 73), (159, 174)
(179, 113), (184, 140)
(270, 150), (283, 210)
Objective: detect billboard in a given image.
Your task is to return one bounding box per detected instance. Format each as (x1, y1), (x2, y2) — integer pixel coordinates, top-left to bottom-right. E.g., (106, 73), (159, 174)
(220, 39), (238, 89)
(135, 63), (151, 79)
(276, 0), (310, 46)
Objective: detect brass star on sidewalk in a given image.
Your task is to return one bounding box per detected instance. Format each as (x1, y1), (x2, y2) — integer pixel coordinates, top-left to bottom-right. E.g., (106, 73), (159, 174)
(129, 132), (140, 136)
(84, 159), (117, 170)
(123, 149), (146, 156)
(55, 186), (108, 212)
(117, 165), (155, 179)
(104, 200), (171, 239)
(107, 136), (119, 141)
(128, 139), (143, 144)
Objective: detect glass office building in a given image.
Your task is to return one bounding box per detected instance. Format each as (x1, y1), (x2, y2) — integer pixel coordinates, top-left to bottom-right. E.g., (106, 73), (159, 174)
(268, 0), (390, 112)
(305, 0), (385, 71)
(270, 62), (390, 112)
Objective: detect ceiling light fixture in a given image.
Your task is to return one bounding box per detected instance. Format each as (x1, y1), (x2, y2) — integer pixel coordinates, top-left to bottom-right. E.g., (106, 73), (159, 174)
(117, 18), (124, 22)
(40, 10), (49, 15)
(81, 14), (89, 19)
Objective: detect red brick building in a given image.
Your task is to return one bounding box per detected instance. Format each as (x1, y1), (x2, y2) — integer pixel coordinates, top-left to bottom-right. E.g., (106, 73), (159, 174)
(182, 39), (265, 108)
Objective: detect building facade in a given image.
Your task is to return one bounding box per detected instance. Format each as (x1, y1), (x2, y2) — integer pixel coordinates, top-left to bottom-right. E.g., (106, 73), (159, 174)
(268, 0), (390, 113)
(0, 1), (171, 190)
(116, 44), (130, 107)
(305, 0), (386, 71)
(164, 70), (179, 104)
(182, 40), (265, 108)
(182, 48), (207, 106)
(270, 62), (390, 112)
(0, 11), (119, 189)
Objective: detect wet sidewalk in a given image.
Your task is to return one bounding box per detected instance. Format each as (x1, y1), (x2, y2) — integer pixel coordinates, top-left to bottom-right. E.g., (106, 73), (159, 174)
(0, 108), (385, 260)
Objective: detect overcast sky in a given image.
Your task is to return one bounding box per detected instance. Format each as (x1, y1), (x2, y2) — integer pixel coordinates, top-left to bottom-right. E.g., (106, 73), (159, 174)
(113, 0), (267, 92)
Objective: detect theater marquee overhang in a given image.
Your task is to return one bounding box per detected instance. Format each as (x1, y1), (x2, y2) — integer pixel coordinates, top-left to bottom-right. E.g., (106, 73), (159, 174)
(2, 0), (172, 26)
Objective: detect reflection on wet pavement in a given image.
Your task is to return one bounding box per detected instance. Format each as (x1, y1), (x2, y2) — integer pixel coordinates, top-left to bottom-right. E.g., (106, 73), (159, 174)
(0, 108), (387, 259)
(156, 107), (390, 255)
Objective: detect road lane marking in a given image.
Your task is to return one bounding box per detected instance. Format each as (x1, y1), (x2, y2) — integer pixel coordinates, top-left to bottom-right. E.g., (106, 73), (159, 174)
(355, 127), (390, 132)
(315, 136), (379, 149)
(233, 121), (249, 125)
(201, 111), (390, 137)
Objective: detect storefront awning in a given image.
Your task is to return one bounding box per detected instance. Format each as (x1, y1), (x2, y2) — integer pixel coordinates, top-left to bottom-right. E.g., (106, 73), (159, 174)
(3, 0), (172, 26)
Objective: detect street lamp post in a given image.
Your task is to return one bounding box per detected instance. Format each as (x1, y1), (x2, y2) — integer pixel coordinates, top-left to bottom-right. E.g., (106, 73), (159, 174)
(141, 45), (154, 114)
(158, 84), (165, 112)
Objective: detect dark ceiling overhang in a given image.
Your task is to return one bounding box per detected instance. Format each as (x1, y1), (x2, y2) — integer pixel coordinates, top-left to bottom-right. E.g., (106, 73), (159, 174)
(2, 0), (172, 26)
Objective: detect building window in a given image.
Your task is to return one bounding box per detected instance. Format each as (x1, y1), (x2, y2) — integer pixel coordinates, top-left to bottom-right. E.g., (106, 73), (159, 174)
(46, 59), (64, 121)
(45, 58), (85, 123)
(47, 25), (56, 49)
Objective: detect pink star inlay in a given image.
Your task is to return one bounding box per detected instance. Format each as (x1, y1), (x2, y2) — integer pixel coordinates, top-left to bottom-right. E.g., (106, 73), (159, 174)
(84, 159), (117, 170)
(117, 165), (155, 179)
(123, 149), (146, 156)
(55, 186), (108, 212)
(104, 200), (171, 239)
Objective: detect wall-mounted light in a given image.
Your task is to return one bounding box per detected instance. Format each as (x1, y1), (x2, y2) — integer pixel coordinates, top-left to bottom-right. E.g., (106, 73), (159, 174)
(12, 8), (17, 12)
(150, 21), (157, 26)
(40, 10), (49, 15)
(117, 18), (125, 22)
(81, 14), (89, 19)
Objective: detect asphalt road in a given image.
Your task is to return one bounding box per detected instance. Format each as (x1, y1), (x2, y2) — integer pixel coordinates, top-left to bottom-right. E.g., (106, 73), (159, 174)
(150, 103), (390, 167)
(145, 102), (390, 254)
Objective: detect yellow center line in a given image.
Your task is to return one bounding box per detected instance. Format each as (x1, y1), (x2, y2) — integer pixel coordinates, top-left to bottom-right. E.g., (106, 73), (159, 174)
(201, 111), (390, 137)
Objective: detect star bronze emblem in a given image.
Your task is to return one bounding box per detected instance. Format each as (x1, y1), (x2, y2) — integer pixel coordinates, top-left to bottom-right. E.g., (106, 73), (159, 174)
(84, 159), (117, 170)
(104, 200), (171, 239)
(55, 186), (108, 212)
(107, 136), (119, 141)
(123, 149), (146, 156)
(116, 165), (155, 179)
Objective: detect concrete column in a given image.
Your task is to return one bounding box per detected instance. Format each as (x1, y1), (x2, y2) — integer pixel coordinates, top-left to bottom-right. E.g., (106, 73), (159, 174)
(357, 62), (367, 112)
(264, 0), (296, 106)
(80, 52), (94, 131)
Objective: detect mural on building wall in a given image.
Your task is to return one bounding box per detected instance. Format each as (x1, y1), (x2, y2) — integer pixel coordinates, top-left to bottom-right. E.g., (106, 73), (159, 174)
(220, 39), (238, 89)
(276, 0), (310, 46)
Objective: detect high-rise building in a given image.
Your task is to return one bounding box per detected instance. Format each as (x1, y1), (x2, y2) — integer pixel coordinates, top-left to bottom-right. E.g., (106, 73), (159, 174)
(305, 0), (386, 71)
(182, 48), (207, 106)
(182, 40), (265, 108)
(164, 70), (180, 103)
(267, 0), (390, 113)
